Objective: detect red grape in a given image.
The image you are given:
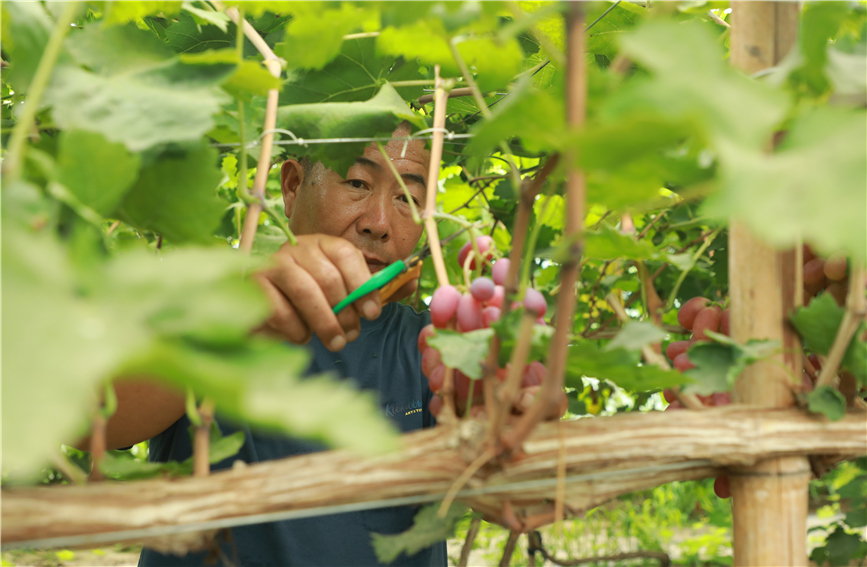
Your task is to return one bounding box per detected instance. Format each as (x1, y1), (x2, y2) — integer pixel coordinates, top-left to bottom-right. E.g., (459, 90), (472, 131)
(662, 389), (677, 403)
(824, 253), (848, 281)
(428, 364), (445, 392)
(692, 305), (722, 342)
(803, 258), (826, 286)
(482, 306), (501, 327)
(665, 340), (689, 362)
(673, 353), (695, 372)
(677, 297), (710, 331)
(491, 258), (510, 286)
(523, 288), (547, 316)
(826, 282), (847, 306)
(711, 392), (731, 406)
(418, 324), (435, 351)
(429, 394), (444, 416)
(714, 475), (731, 499)
(457, 294), (484, 332)
(470, 277), (495, 302)
(665, 400), (683, 411)
(457, 236), (494, 270)
(421, 346), (441, 377)
(720, 309), (730, 336)
(487, 285), (505, 308)
(430, 285), (461, 328)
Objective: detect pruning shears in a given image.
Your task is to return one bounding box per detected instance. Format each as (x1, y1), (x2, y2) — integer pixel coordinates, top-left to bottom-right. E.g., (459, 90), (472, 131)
(332, 227), (470, 314)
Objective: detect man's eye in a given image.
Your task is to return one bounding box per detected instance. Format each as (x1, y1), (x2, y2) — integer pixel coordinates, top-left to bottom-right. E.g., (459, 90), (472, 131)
(347, 179), (366, 189)
(400, 194), (421, 206)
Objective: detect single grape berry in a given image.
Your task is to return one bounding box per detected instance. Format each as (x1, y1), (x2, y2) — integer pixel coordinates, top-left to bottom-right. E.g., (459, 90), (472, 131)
(418, 324), (435, 352)
(428, 364), (445, 392)
(470, 277), (495, 302)
(677, 297), (710, 330)
(487, 285), (505, 308)
(457, 236), (494, 270)
(430, 285), (461, 328)
(692, 305), (722, 342)
(713, 475), (731, 499)
(457, 293), (484, 332)
(482, 306), (501, 327)
(523, 288), (547, 317)
(491, 258), (510, 286)
(665, 341), (689, 362)
(421, 346), (441, 377)
(824, 253), (848, 281)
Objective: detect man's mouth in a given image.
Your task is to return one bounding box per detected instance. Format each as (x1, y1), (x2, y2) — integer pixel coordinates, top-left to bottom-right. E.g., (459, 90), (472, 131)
(363, 255), (388, 273)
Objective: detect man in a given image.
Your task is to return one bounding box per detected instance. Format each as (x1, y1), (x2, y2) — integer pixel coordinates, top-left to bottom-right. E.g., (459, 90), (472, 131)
(105, 125), (446, 566)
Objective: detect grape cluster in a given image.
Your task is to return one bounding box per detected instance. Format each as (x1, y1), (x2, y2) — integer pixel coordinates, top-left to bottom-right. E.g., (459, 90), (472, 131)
(803, 246), (849, 307)
(418, 237), (549, 416)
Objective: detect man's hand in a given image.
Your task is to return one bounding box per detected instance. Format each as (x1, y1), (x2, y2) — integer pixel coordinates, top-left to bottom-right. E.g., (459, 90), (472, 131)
(255, 234), (383, 351)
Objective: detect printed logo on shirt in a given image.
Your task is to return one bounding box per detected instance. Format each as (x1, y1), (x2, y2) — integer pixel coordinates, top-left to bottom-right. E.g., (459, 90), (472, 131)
(385, 399), (423, 417)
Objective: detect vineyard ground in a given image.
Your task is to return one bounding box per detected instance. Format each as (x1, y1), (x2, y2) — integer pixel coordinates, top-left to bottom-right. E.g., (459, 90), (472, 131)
(2, 513), (857, 567)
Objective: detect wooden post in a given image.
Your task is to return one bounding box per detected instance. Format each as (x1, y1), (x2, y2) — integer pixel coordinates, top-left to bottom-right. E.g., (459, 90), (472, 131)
(728, 3), (809, 566)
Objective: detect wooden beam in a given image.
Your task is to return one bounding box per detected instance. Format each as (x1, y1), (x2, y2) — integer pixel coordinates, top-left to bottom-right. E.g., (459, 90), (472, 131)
(728, 3), (806, 566)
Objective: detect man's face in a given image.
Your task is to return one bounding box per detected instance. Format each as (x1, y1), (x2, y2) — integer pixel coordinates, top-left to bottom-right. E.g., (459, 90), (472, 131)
(280, 129), (429, 272)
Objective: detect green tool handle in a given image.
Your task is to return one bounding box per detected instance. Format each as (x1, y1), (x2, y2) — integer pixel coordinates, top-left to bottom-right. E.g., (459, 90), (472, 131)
(332, 260), (407, 314)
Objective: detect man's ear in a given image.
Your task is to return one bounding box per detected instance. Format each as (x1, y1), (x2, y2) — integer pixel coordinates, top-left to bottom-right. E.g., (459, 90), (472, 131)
(280, 159), (304, 219)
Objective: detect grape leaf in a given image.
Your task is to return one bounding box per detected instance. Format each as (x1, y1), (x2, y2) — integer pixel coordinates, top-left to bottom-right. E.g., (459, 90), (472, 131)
(280, 38), (424, 105)
(279, 4), (376, 70)
(275, 83), (425, 175)
(165, 12), (237, 54)
(684, 333), (781, 395)
(706, 106), (867, 262)
(182, 1), (231, 32)
(426, 329), (493, 380)
(65, 23), (175, 74)
(585, 0), (647, 58)
(55, 130), (140, 217)
(44, 59), (233, 152)
(613, 20), (789, 151)
(492, 309), (555, 367)
(789, 293), (867, 383)
(116, 144), (225, 244)
(807, 386), (847, 422)
(179, 49), (282, 98)
(566, 342), (690, 392)
(809, 526), (866, 567)
(791, 1), (852, 94)
(103, 1), (182, 26)
(605, 320), (667, 352)
(371, 504), (467, 565)
(2, 2), (68, 93)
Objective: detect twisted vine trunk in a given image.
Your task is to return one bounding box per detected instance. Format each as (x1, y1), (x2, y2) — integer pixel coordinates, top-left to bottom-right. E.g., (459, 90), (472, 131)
(3, 407), (864, 554)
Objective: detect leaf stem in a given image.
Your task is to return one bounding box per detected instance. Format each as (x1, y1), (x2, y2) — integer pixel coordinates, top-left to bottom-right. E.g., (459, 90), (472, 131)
(816, 262), (866, 388)
(3, 1), (81, 182)
(663, 228), (720, 312)
(422, 65), (451, 288)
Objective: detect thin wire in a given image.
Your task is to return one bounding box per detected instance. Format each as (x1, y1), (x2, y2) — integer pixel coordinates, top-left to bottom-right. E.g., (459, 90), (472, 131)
(2, 460), (713, 551)
(213, 132), (474, 149)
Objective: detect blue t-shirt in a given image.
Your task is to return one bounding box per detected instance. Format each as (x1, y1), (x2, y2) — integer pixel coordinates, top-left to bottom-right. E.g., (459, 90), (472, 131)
(139, 303), (446, 567)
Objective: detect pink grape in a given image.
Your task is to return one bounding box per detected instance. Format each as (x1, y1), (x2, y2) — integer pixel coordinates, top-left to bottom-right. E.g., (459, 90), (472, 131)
(429, 394), (444, 416)
(482, 306), (501, 327)
(491, 258), (510, 286)
(430, 285), (461, 328)
(470, 277), (495, 302)
(665, 340), (689, 362)
(457, 236), (494, 270)
(487, 285), (505, 308)
(711, 392), (731, 406)
(428, 364), (445, 392)
(523, 288), (547, 316)
(418, 324), (435, 352)
(421, 346), (441, 377)
(457, 294), (484, 331)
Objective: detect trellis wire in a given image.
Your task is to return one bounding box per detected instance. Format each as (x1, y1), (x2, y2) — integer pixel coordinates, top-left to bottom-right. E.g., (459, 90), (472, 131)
(217, 131), (474, 149)
(2, 459), (712, 552)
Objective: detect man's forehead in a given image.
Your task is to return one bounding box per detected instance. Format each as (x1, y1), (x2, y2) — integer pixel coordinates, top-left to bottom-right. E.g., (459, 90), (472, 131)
(365, 127), (430, 168)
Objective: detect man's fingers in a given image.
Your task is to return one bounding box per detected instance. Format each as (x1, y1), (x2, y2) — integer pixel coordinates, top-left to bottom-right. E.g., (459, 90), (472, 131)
(255, 276), (312, 344)
(319, 237), (381, 320)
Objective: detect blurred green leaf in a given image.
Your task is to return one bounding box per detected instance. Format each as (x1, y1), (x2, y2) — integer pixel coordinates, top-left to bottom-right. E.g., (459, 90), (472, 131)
(104, 1), (182, 26)
(606, 320), (667, 352)
(807, 385), (847, 422)
(65, 23), (175, 74)
(280, 4), (376, 70)
(427, 329), (493, 380)
(684, 333), (780, 395)
(567, 342), (690, 392)
(2, 2), (65, 93)
(116, 144), (225, 244)
(55, 130), (141, 216)
(372, 504), (467, 565)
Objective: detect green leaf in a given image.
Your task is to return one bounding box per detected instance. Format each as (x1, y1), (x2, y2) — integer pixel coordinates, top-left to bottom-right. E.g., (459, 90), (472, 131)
(377, 20), (454, 74)
(275, 83), (425, 175)
(585, 0), (647, 58)
(791, 1), (852, 94)
(705, 106), (867, 262)
(584, 224), (659, 261)
(101, 452), (191, 480)
(65, 23), (175, 75)
(182, 1), (230, 33)
(179, 49), (282, 98)
(55, 130), (141, 217)
(790, 293), (867, 383)
(1, 2), (62, 93)
(165, 12), (236, 54)
(605, 320), (667, 352)
(455, 36), (524, 93)
(371, 504), (467, 565)
(116, 144), (226, 244)
(566, 341), (690, 392)
(492, 310), (555, 367)
(684, 333), (780, 396)
(426, 329), (493, 380)
(845, 507), (867, 529)
(808, 385), (847, 422)
(281, 37), (424, 105)
(613, 20), (789, 151)
(280, 4), (375, 70)
(45, 59), (233, 152)
(103, 1), (182, 26)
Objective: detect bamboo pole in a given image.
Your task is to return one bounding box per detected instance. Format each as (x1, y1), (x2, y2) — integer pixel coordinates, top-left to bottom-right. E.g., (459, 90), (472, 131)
(3, 407), (863, 552)
(728, 4), (806, 566)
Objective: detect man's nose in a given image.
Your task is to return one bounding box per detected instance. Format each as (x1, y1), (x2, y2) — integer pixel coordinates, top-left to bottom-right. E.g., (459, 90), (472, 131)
(357, 191), (390, 240)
